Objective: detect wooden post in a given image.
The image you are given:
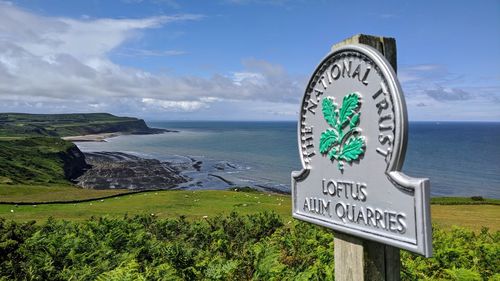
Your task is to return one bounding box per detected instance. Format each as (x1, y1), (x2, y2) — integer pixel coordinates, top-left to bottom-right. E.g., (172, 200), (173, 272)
(332, 34), (397, 72)
(332, 34), (401, 281)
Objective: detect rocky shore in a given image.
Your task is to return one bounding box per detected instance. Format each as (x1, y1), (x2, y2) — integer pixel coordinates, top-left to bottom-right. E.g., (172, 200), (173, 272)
(74, 151), (289, 194)
(76, 152), (187, 189)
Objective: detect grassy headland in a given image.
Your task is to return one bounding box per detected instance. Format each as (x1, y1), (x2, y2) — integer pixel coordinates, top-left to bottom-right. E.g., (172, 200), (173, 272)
(0, 112), (164, 137)
(0, 137), (84, 185)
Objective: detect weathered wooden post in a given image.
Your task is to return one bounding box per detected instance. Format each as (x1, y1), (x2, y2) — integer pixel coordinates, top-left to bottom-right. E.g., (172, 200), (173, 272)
(333, 34), (401, 281)
(292, 34), (432, 280)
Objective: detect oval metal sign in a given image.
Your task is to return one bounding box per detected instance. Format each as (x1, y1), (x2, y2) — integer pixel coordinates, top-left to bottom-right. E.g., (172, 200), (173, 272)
(292, 44), (432, 257)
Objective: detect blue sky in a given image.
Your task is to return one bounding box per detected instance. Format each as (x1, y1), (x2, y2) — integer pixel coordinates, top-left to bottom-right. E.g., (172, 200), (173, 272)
(0, 0), (499, 121)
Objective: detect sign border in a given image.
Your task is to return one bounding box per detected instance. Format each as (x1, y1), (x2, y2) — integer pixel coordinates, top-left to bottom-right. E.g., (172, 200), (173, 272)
(292, 44), (432, 257)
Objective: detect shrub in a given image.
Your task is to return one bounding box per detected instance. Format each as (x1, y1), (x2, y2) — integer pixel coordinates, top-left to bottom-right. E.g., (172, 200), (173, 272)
(0, 214), (497, 280)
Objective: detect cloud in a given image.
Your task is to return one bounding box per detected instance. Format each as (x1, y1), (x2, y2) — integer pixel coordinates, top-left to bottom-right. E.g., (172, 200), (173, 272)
(0, 3), (201, 60)
(398, 63), (498, 103)
(232, 72), (266, 86)
(398, 64), (500, 121)
(425, 87), (471, 101)
(0, 2), (304, 119)
(398, 64), (443, 83)
(116, 48), (187, 57)
(142, 98), (207, 111)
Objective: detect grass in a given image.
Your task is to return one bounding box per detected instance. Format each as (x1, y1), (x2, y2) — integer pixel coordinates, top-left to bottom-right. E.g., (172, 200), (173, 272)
(0, 189), (498, 232)
(0, 184), (128, 203)
(0, 137), (77, 184)
(0, 190), (291, 223)
(431, 204), (500, 231)
(0, 137), (25, 140)
(431, 196), (499, 205)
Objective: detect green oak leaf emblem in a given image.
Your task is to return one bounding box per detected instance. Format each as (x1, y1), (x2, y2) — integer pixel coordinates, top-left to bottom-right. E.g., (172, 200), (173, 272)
(319, 92), (366, 171)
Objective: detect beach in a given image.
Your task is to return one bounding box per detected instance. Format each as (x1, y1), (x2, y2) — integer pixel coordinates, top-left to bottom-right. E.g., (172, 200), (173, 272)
(62, 132), (124, 142)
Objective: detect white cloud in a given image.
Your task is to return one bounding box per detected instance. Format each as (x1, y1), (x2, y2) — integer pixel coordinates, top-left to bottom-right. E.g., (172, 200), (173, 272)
(117, 48), (187, 57)
(142, 98), (207, 111)
(232, 72), (265, 86)
(0, 2), (303, 119)
(0, 3), (200, 61)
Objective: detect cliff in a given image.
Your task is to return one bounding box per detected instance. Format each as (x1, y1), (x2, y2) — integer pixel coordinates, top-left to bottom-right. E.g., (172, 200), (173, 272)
(59, 144), (89, 181)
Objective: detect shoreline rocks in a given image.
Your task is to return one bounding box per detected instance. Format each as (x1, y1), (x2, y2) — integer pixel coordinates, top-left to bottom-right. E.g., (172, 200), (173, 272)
(76, 152), (187, 190)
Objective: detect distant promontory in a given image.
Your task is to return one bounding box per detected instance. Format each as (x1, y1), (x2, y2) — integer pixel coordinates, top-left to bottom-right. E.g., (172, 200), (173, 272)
(0, 112), (172, 138)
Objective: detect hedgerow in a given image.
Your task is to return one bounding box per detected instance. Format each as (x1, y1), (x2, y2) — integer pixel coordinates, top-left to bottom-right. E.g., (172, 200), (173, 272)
(0, 212), (498, 280)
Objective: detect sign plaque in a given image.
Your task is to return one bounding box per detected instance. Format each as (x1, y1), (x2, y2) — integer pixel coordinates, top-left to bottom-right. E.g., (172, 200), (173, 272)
(292, 44), (432, 257)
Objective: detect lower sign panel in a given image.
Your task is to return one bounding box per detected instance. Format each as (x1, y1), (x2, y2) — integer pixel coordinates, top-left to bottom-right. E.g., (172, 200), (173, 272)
(292, 170), (432, 256)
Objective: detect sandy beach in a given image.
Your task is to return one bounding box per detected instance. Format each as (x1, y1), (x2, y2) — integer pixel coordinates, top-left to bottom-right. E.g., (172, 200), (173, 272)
(62, 132), (123, 142)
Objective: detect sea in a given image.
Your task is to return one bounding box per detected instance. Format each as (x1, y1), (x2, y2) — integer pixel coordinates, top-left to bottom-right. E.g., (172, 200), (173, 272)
(75, 121), (500, 198)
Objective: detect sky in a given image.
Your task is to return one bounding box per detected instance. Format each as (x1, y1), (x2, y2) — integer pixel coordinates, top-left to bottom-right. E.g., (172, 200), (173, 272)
(0, 0), (499, 121)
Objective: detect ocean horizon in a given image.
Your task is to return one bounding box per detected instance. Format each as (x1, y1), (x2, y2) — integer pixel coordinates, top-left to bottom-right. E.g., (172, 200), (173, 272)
(75, 121), (500, 199)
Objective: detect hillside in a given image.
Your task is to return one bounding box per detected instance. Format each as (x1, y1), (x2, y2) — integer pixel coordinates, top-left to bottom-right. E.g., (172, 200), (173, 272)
(0, 113), (166, 137)
(0, 137), (88, 185)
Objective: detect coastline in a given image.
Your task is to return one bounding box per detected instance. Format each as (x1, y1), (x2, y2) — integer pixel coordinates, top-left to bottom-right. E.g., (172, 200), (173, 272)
(62, 132), (124, 142)
(62, 127), (179, 142)
(73, 150), (290, 194)
(65, 128), (291, 193)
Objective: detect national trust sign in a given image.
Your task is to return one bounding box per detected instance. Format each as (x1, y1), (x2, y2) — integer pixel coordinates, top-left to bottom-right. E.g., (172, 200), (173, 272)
(292, 44), (432, 257)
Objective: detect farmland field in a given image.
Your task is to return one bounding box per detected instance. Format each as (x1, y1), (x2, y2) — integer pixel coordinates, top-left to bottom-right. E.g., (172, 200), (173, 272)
(1, 189), (498, 232)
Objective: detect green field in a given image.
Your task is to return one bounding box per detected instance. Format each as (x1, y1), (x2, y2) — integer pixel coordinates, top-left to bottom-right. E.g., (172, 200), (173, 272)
(431, 204), (500, 232)
(1, 189), (498, 232)
(0, 190), (290, 222)
(0, 184), (128, 203)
